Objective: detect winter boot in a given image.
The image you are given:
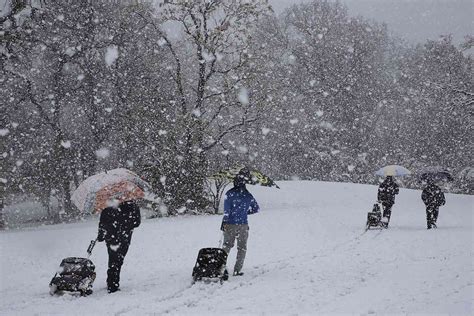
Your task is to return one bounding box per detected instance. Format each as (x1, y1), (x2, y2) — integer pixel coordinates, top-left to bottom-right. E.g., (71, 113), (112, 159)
(107, 287), (120, 293)
(221, 269), (229, 281)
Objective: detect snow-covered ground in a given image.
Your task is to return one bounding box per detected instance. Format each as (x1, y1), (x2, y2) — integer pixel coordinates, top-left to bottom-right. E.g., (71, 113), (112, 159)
(1, 181), (472, 315)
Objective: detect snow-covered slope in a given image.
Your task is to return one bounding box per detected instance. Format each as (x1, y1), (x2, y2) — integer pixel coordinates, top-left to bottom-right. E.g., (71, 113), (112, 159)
(1, 181), (472, 315)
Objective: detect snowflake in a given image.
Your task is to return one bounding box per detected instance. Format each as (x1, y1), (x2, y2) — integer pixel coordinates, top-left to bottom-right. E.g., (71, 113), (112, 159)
(105, 46), (119, 66)
(60, 140), (71, 149)
(95, 148), (110, 159)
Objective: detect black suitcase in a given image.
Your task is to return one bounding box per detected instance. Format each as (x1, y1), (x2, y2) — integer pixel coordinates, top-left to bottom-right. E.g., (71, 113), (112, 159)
(49, 240), (97, 296)
(192, 248), (228, 283)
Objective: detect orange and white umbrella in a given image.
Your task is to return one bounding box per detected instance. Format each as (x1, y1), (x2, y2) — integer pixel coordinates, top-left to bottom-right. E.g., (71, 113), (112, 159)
(94, 181), (145, 213)
(72, 168), (151, 214)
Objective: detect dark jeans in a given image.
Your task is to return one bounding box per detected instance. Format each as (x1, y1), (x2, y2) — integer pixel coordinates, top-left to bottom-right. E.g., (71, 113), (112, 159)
(106, 234), (132, 291)
(381, 202), (393, 226)
(426, 205), (439, 228)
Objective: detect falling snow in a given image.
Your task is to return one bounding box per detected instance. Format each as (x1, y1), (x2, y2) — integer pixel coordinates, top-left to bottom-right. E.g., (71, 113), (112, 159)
(60, 140), (71, 149)
(105, 45), (119, 66)
(238, 87), (249, 105)
(1, 2), (472, 313)
(95, 148), (110, 159)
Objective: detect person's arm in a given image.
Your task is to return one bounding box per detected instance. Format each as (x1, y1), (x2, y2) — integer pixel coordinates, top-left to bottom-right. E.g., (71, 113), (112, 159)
(97, 208), (110, 242)
(222, 192), (231, 223)
(421, 189), (429, 205)
(131, 202), (141, 228)
(248, 194), (260, 214)
(394, 183), (399, 195)
(440, 192), (446, 206)
(377, 184), (385, 202)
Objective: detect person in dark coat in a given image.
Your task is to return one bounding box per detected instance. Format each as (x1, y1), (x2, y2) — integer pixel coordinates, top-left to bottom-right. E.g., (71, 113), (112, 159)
(97, 200), (141, 293)
(377, 176), (399, 228)
(421, 181), (446, 229)
(221, 169), (260, 276)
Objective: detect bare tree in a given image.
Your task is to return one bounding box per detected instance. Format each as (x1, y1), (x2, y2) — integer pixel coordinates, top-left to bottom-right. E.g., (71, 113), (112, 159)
(134, 0), (271, 212)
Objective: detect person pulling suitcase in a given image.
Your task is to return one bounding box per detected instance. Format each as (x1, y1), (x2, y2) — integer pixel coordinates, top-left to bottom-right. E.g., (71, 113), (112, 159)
(97, 199), (141, 293)
(220, 169), (260, 276)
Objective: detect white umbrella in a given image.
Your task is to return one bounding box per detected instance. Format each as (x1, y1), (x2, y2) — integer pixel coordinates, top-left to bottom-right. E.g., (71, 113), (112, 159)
(375, 165), (411, 177)
(71, 168), (152, 213)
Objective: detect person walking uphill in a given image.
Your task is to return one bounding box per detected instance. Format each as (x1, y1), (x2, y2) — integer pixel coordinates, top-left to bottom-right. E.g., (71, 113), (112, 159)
(97, 200), (141, 293)
(377, 176), (399, 228)
(422, 181), (446, 229)
(221, 170), (260, 276)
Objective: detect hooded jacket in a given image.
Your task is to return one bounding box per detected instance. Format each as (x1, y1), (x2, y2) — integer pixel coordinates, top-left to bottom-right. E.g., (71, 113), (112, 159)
(223, 185), (259, 225)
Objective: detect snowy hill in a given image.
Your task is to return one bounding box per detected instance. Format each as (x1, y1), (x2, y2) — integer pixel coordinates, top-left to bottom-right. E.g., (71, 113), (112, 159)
(1, 181), (472, 315)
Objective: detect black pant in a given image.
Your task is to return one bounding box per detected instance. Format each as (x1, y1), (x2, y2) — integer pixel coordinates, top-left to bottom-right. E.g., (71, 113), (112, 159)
(381, 202), (393, 226)
(106, 234), (132, 291)
(426, 205), (439, 228)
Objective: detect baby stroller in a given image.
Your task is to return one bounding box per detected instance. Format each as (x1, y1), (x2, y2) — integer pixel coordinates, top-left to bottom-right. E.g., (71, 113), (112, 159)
(365, 203), (384, 230)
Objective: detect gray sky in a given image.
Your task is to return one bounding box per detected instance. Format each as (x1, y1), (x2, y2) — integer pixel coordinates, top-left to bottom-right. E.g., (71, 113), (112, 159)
(1, 0), (471, 45)
(270, 0), (473, 44)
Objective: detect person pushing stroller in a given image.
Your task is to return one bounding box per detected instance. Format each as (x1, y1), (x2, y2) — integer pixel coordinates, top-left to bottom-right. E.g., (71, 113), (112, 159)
(377, 176), (399, 228)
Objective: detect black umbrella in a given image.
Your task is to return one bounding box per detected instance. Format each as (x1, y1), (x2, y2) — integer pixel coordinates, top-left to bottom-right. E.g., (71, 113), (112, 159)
(212, 166), (280, 189)
(420, 170), (454, 183)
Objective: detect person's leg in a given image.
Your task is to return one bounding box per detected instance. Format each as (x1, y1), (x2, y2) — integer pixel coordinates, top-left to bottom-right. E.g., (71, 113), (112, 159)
(234, 224), (249, 274)
(382, 203), (392, 227)
(107, 239), (130, 292)
(107, 243), (121, 291)
(432, 206), (439, 227)
(222, 225), (238, 278)
(222, 225), (237, 254)
(426, 206), (433, 229)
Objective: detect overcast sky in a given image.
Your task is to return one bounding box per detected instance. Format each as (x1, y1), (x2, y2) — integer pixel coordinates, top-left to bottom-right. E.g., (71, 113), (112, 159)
(270, 0), (472, 45)
(1, 0), (471, 45)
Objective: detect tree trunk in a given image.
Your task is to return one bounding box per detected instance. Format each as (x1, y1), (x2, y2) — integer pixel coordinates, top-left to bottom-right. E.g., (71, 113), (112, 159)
(0, 194), (6, 229)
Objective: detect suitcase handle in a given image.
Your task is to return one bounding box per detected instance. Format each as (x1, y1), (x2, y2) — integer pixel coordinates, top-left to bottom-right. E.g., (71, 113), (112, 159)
(218, 232), (224, 248)
(87, 239), (97, 258)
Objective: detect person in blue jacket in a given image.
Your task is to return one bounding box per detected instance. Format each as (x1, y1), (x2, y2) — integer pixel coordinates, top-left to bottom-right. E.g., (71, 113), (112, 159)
(221, 169), (260, 276)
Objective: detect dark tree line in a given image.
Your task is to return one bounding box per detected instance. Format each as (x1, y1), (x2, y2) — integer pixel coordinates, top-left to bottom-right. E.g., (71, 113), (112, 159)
(1, 0), (472, 226)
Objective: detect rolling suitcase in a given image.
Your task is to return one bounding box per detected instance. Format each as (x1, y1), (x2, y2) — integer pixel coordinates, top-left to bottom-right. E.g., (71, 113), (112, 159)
(192, 247), (228, 283)
(49, 239), (97, 296)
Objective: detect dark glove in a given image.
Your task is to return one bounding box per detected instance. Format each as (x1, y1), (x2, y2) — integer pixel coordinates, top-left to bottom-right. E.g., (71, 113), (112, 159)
(220, 222), (226, 232)
(97, 231), (105, 242)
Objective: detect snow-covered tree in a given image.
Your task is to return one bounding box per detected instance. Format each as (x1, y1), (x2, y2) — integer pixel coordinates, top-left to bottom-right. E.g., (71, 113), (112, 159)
(138, 0), (272, 212)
